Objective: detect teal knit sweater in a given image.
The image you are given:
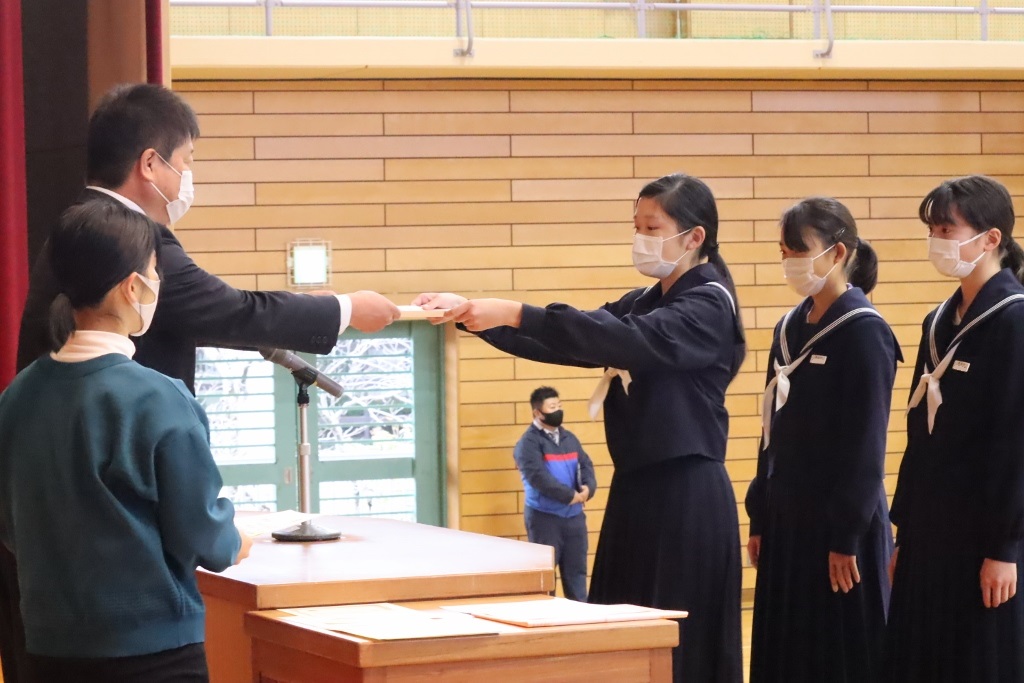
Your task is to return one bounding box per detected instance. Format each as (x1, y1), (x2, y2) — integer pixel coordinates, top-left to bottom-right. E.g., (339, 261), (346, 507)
(0, 354), (240, 658)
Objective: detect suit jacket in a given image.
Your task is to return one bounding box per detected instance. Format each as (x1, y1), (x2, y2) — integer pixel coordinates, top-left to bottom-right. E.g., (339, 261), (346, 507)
(17, 188), (343, 393)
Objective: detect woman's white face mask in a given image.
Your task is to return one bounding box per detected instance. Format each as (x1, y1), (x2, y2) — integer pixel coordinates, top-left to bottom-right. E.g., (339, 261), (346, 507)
(632, 229), (694, 279)
(129, 273), (161, 337)
(928, 231), (988, 279)
(782, 243), (838, 297)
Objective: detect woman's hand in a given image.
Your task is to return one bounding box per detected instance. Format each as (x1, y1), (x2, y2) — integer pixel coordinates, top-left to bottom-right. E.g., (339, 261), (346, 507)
(980, 558), (1017, 608)
(412, 292), (468, 310)
(748, 535), (762, 569)
(440, 299), (523, 332)
(829, 552), (861, 593)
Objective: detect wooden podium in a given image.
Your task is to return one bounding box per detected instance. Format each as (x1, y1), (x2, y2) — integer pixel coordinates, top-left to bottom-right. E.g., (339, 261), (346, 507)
(245, 596), (679, 683)
(199, 516), (555, 683)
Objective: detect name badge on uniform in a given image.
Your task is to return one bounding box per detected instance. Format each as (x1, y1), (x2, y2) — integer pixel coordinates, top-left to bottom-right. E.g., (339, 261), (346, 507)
(810, 355), (828, 365)
(952, 360), (971, 372)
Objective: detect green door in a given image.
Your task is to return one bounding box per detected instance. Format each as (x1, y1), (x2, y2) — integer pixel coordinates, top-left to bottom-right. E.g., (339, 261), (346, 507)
(194, 322), (444, 525)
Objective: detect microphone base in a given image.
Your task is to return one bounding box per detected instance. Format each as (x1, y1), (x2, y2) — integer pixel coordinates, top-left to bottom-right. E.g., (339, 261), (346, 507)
(271, 520), (342, 543)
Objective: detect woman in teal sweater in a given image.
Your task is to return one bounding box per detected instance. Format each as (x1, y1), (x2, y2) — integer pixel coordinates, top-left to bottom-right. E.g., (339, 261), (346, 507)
(0, 200), (251, 682)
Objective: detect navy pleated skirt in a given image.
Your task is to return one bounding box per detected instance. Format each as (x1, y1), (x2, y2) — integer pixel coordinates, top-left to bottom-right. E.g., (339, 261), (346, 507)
(589, 456), (742, 683)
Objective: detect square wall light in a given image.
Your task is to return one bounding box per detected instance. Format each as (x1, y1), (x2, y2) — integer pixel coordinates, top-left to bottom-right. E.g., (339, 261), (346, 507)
(289, 240), (331, 287)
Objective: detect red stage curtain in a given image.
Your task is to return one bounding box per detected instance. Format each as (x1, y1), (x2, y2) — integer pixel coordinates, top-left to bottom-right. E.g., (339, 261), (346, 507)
(0, 0), (29, 391)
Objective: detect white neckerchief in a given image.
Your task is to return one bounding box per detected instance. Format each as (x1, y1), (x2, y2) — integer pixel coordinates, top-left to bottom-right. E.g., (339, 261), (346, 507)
(761, 304), (879, 449)
(907, 293), (1024, 433)
(588, 281), (737, 420)
(85, 186), (146, 216)
(51, 330), (136, 363)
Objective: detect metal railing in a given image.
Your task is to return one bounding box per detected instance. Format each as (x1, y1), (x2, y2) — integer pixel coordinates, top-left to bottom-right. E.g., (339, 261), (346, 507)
(170, 0), (1024, 57)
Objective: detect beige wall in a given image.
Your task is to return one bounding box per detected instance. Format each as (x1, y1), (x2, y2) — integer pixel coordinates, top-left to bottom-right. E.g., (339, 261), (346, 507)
(173, 79), (1024, 613)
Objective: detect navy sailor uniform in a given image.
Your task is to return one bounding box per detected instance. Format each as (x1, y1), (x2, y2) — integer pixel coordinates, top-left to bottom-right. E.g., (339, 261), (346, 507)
(886, 268), (1024, 683)
(475, 262), (746, 683)
(745, 287), (901, 683)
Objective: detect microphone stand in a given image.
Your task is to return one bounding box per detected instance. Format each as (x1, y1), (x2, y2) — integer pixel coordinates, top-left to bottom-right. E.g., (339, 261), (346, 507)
(272, 369), (342, 542)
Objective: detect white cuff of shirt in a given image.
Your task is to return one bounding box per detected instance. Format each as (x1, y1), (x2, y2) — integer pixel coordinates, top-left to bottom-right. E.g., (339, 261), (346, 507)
(335, 295), (352, 333)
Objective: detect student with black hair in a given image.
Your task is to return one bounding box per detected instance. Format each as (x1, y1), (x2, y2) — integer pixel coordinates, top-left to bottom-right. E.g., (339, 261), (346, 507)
(0, 201), (250, 683)
(513, 386), (597, 602)
(745, 197), (901, 683)
(415, 173), (747, 683)
(885, 175), (1024, 683)
(8, 82), (399, 682)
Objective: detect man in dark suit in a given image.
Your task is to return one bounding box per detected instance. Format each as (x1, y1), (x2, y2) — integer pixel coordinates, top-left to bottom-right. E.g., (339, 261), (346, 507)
(5, 83), (400, 681)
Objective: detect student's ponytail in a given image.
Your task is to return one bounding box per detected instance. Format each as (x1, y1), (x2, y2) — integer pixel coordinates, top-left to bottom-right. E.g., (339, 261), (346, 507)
(638, 173), (747, 367)
(1002, 239), (1024, 285)
(781, 197), (874, 292)
(920, 176), (1021, 284)
(847, 238), (879, 295)
(49, 294), (76, 351)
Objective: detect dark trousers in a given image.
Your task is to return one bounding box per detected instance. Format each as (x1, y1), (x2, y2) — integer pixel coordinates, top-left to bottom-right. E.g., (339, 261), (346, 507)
(0, 544), (28, 683)
(524, 506), (588, 602)
(27, 642), (209, 683)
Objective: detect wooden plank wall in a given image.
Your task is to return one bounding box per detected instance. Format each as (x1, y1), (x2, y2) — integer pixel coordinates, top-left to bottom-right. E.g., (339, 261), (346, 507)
(172, 79), (1024, 659)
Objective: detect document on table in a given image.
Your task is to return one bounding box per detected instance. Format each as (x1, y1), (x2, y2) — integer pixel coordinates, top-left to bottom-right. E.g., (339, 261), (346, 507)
(281, 603), (503, 641)
(234, 510), (313, 537)
(442, 597), (688, 628)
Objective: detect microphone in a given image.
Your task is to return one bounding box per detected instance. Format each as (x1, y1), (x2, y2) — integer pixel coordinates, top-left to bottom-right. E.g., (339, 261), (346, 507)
(258, 348), (344, 398)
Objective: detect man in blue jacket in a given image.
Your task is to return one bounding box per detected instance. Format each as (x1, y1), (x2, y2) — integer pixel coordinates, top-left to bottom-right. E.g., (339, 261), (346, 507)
(514, 386), (597, 602)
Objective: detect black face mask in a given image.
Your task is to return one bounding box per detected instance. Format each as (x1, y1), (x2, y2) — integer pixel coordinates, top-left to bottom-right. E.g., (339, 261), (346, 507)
(539, 409), (564, 428)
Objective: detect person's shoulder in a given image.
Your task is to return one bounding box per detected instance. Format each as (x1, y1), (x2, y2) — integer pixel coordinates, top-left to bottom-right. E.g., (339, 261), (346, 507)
(115, 363), (205, 422)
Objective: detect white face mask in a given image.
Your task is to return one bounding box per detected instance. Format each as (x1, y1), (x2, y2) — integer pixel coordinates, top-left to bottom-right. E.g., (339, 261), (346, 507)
(632, 229), (693, 279)
(130, 273), (161, 337)
(928, 232), (988, 279)
(782, 243), (838, 297)
(151, 154), (195, 224)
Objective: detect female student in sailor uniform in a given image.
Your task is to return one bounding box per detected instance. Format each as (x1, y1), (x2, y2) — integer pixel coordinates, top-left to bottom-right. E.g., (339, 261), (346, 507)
(885, 175), (1024, 683)
(414, 173), (747, 683)
(745, 198), (900, 683)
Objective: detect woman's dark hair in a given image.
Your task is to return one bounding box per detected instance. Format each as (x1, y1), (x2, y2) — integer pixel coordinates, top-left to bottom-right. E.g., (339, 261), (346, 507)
(637, 174), (745, 358)
(87, 83), (200, 188)
(48, 201), (161, 349)
(781, 196), (878, 294)
(919, 174), (1023, 284)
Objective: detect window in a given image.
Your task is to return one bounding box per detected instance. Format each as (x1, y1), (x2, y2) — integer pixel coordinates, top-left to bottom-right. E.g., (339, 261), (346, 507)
(194, 322), (444, 524)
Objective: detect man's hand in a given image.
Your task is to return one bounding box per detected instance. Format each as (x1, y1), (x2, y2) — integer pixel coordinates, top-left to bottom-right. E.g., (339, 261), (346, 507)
(349, 291), (400, 333)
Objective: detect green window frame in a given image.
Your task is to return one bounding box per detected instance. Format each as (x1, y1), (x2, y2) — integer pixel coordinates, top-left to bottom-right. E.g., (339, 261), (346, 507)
(194, 322), (445, 525)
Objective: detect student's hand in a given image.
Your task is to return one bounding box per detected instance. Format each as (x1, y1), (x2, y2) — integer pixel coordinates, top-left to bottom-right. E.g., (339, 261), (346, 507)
(888, 546), (899, 586)
(747, 536), (762, 569)
(579, 485), (590, 501)
(441, 299), (523, 332)
(349, 291), (400, 332)
(235, 529), (254, 565)
(981, 558), (1017, 608)
(412, 292), (468, 310)
(829, 552), (861, 593)
(570, 491), (585, 505)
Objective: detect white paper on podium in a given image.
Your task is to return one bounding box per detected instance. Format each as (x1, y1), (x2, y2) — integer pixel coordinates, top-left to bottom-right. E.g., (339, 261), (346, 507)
(442, 597), (688, 628)
(234, 510), (313, 537)
(281, 603), (503, 640)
